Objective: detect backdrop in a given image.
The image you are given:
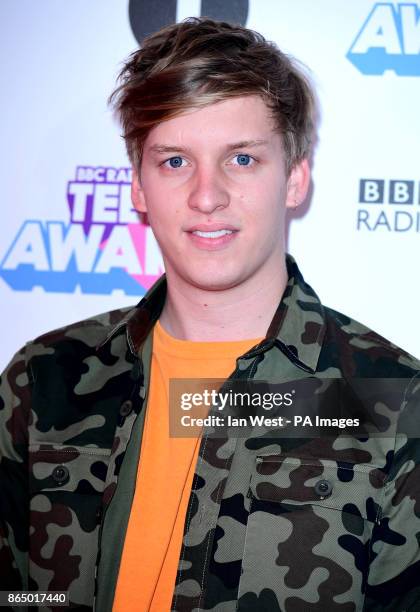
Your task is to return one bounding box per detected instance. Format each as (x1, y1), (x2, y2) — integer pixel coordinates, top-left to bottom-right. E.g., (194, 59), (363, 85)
(1, 0), (419, 369)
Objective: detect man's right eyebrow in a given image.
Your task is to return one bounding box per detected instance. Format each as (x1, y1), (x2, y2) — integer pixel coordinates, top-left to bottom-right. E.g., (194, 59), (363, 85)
(147, 144), (191, 154)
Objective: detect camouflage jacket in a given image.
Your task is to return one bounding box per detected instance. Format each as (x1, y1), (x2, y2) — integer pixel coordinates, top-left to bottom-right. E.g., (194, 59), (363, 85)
(1, 255), (420, 612)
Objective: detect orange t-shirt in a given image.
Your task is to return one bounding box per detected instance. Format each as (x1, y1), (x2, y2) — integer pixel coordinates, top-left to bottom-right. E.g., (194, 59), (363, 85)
(112, 321), (262, 611)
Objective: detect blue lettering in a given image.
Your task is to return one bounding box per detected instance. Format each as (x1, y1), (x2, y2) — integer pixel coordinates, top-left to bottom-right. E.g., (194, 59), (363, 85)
(347, 3), (420, 76)
(0, 220), (146, 296)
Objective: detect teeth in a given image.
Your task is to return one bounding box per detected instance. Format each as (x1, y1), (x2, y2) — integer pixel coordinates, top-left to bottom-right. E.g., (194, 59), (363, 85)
(193, 229), (233, 238)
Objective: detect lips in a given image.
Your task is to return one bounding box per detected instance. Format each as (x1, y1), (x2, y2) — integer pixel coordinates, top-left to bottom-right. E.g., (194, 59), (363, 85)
(193, 229), (233, 238)
(186, 223), (239, 234)
(185, 224), (239, 250)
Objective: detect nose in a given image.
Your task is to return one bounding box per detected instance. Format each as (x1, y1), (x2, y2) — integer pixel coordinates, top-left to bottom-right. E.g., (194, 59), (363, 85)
(187, 165), (230, 214)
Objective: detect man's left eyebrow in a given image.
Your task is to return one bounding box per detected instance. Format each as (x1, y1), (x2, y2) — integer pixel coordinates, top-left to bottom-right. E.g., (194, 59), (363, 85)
(226, 139), (269, 150)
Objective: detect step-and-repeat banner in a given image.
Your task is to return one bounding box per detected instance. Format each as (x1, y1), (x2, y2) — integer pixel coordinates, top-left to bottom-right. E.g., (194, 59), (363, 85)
(1, 0), (419, 369)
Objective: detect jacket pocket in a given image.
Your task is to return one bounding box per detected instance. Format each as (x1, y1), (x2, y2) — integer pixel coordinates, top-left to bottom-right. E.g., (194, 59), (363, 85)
(237, 454), (386, 612)
(28, 444), (111, 607)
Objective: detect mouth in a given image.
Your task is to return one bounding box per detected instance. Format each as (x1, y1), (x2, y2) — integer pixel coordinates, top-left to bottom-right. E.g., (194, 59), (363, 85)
(186, 226), (239, 250)
(192, 229), (234, 239)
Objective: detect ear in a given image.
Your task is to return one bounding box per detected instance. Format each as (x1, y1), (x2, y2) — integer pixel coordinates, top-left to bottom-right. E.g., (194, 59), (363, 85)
(285, 159), (311, 210)
(131, 167), (147, 213)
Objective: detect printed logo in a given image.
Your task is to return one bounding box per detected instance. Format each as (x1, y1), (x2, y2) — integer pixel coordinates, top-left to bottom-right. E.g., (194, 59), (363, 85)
(347, 3), (420, 75)
(0, 166), (164, 294)
(129, 0), (249, 44)
(357, 178), (420, 231)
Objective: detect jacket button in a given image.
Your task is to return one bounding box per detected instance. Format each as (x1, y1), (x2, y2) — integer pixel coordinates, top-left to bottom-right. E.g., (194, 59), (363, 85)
(120, 399), (133, 417)
(95, 506), (103, 524)
(52, 465), (70, 486)
(314, 479), (333, 498)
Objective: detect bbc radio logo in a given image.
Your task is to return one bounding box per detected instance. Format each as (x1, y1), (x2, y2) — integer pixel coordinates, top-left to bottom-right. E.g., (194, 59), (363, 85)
(347, 3), (420, 76)
(357, 179), (420, 231)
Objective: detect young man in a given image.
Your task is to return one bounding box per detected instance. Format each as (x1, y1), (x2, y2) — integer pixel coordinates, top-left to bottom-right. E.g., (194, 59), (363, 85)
(1, 18), (419, 612)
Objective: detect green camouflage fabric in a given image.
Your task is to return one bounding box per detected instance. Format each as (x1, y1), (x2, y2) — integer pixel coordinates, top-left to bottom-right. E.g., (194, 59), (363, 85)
(1, 254), (420, 611)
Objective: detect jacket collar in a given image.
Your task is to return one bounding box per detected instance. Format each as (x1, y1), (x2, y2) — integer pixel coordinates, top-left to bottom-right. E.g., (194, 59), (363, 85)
(98, 254), (326, 374)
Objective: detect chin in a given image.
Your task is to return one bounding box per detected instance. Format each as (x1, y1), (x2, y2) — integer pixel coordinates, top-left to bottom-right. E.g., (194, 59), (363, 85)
(184, 269), (246, 292)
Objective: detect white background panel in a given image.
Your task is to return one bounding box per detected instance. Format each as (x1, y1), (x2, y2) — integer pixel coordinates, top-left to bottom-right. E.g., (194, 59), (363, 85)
(0, 0), (419, 368)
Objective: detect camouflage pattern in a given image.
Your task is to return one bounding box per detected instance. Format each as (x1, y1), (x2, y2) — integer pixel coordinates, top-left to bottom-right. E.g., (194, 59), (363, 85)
(1, 255), (419, 611)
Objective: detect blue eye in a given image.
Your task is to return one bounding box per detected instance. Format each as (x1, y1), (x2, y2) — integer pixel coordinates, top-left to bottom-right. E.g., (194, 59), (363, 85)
(235, 154), (251, 166)
(167, 156), (184, 168)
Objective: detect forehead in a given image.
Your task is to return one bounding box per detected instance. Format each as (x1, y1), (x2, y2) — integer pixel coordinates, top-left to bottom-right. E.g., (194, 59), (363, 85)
(143, 95), (280, 150)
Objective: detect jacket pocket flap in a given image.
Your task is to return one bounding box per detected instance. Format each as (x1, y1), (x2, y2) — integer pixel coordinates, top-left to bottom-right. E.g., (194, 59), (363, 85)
(29, 444), (111, 493)
(250, 454), (386, 521)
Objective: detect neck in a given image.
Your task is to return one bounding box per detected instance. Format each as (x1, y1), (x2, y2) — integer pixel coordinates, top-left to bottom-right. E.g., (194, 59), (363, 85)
(159, 259), (288, 341)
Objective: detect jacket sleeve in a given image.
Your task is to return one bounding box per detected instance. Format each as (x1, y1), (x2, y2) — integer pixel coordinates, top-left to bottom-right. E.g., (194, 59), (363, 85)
(365, 373), (420, 610)
(0, 345), (31, 590)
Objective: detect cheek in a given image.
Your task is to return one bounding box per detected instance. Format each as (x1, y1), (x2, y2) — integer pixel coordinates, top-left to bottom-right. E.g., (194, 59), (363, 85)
(141, 187), (167, 219)
(241, 188), (283, 222)
(143, 197), (183, 243)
